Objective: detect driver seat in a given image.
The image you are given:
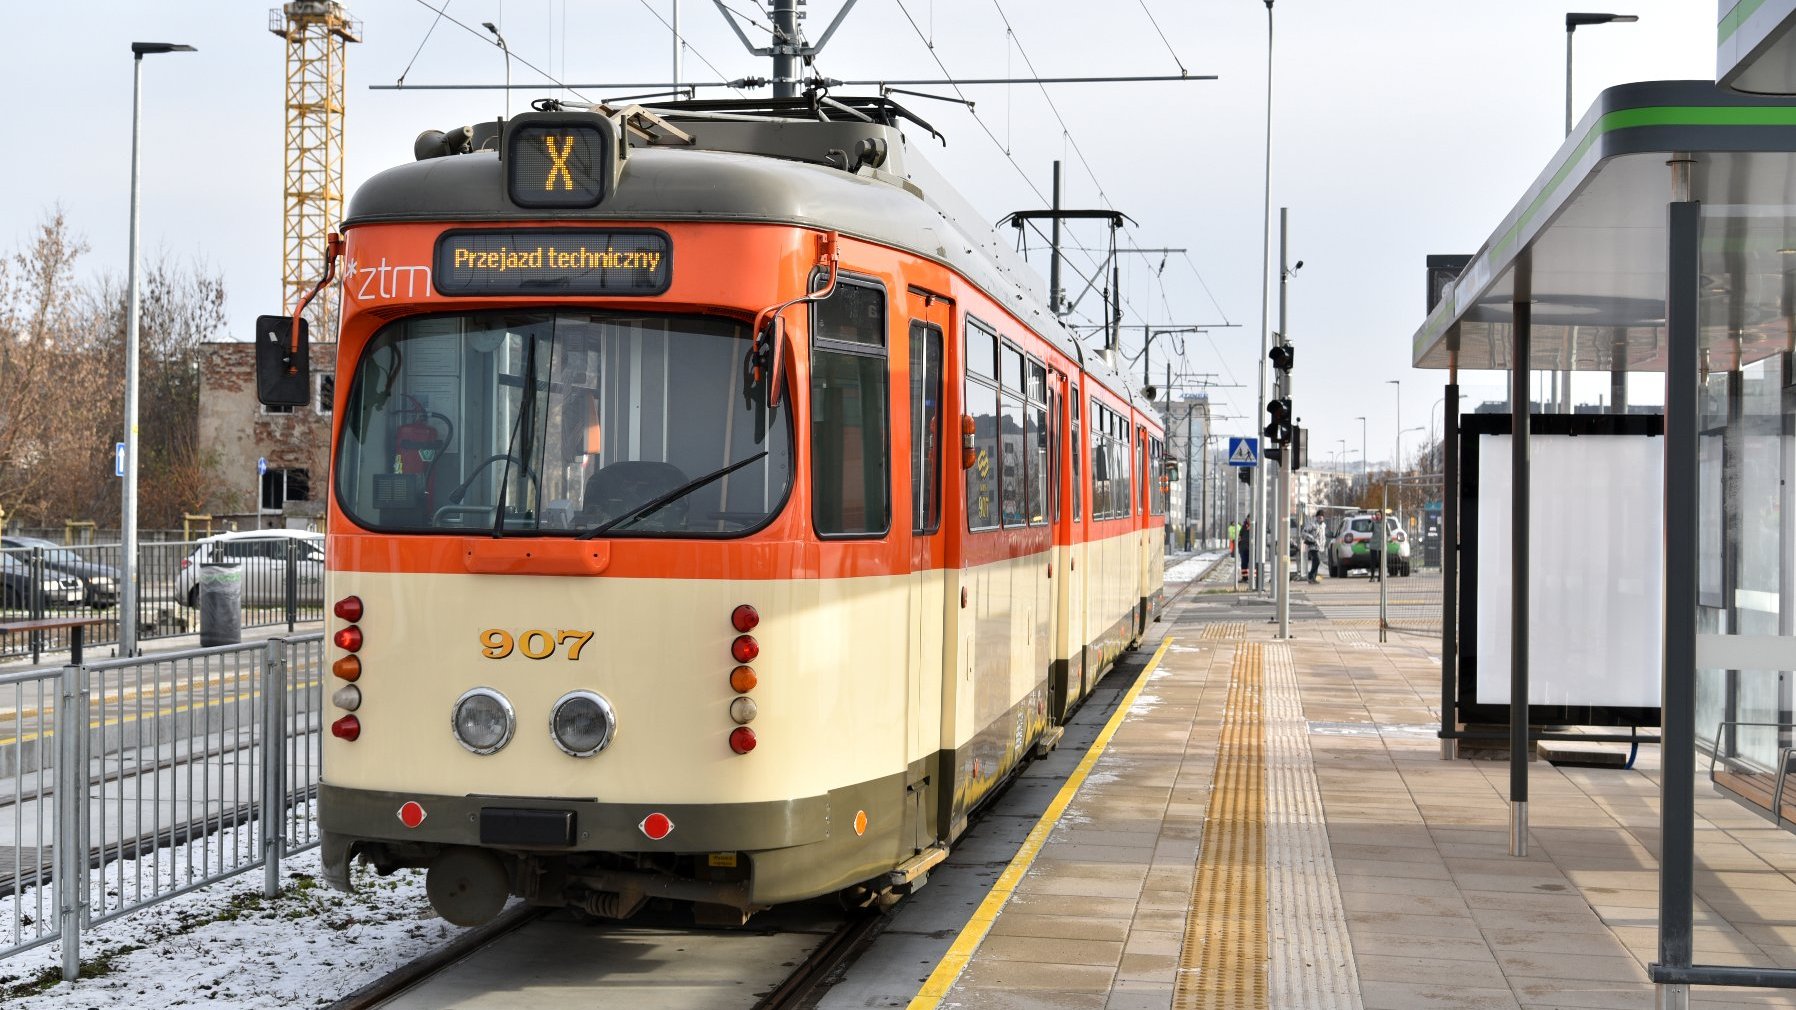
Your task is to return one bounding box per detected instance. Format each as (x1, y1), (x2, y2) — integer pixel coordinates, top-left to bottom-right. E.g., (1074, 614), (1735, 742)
(583, 460), (690, 528)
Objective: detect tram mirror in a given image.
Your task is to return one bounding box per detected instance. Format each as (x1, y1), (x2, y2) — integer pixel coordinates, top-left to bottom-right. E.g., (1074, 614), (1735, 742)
(255, 314), (311, 408)
(763, 315), (788, 408)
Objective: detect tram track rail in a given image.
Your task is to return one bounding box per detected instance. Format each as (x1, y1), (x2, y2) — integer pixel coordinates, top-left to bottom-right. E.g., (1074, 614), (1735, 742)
(325, 904), (548, 1010)
(322, 903), (880, 1010)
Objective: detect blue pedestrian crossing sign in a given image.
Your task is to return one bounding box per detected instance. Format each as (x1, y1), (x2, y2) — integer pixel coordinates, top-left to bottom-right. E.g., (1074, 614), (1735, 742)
(1227, 437), (1259, 467)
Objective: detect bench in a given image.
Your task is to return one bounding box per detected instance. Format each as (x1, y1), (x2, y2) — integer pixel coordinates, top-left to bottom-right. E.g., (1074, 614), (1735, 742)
(1709, 722), (1796, 832)
(0, 615), (114, 665)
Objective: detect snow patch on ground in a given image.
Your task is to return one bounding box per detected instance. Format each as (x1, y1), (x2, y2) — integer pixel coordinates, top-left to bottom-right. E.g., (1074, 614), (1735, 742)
(1164, 553), (1224, 584)
(0, 838), (466, 1009)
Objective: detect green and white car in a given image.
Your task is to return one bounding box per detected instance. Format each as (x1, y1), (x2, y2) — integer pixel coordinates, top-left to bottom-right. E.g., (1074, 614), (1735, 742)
(1328, 513), (1410, 578)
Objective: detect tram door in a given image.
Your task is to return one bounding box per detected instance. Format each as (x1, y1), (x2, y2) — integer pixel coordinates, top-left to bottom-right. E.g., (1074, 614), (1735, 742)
(904, 289), (951, 850)
(1051, 373), (1085, 717)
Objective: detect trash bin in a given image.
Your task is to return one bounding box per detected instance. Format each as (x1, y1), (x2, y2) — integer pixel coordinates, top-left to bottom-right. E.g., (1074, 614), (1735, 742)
(198, 562), (242, 647)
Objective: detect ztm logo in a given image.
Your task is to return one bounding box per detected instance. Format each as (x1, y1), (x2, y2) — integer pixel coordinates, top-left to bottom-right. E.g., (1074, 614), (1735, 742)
(544, 135), (576, 191)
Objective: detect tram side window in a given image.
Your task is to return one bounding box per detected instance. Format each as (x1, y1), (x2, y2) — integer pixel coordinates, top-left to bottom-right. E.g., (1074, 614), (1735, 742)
(1071, 395), (1082, 521)
(1025, 360), (1048, 525)
(1090, 398), (1109, 519)
(811, 278), (890, 537)
(1149, 436), (1165, 516)
(999, 341), (1027, 528)
(909, 321), (943, 534)
(1117, 420), (1132, 518)
(965, 320), (1001, 531)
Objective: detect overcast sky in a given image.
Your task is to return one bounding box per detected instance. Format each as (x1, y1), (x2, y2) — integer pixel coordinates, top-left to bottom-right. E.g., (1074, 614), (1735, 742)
(3, 0), (1715, 468)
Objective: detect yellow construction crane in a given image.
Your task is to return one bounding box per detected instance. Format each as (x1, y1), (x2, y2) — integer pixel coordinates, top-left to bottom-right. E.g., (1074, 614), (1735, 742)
(269, 1), (361, 334)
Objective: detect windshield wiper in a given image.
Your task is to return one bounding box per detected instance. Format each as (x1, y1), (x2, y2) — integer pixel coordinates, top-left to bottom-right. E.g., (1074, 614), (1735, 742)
(577, 451), (770, 540)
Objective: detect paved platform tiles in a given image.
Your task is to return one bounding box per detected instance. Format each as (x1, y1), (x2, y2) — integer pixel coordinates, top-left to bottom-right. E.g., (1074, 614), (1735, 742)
(925, 573), (1796, 1009)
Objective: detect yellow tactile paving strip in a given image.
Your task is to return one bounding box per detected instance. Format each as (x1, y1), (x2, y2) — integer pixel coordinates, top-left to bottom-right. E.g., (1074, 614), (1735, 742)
(1174, 641), (1267, 1009)
(905, 637), (1174, 1010)
(1199, 622), (1246, 641)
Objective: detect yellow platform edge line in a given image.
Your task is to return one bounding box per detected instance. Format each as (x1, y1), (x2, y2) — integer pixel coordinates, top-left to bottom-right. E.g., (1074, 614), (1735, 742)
(907, 634), (1174, 1009)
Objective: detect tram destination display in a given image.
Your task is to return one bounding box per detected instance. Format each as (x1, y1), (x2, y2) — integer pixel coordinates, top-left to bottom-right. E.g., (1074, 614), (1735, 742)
(434, 229), (672, 296)
(504, 114), (618, 209)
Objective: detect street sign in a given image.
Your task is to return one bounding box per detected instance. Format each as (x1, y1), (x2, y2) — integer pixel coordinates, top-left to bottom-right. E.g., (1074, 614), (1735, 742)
(257, 457), (268, 477)
(1227, 436), (1259, 467)
(114, 442), (125, 478)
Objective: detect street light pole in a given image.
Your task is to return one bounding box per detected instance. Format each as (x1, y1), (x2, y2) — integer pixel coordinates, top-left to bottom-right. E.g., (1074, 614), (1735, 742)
(121, 41), (195, 659)
(1566, 12), (1636, 413)
(1253, 0), (1275, 594)
(1356, 416), (1367, 500)
(1388, 378), (1402, 473)
(483, 22), (512, 119)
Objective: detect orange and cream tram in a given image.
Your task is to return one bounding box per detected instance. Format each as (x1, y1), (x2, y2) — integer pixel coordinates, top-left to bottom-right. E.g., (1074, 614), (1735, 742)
(263, 97), (1166, 925)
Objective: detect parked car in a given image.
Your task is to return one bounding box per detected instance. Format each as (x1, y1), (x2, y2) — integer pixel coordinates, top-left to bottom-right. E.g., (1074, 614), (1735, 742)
(1328, 513), (1411, 578)
(175, 530), (324, 608)
(0, 552), (85, 609)
(0, 536), (121, 607)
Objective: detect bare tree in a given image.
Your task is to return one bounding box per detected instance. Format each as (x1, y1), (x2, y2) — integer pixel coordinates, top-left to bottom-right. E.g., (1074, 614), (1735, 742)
(0, 210), (95, 525)
(0, 212), (229, 530)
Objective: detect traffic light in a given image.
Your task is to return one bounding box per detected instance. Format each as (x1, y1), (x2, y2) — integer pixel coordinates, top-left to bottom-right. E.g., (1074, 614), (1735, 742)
(1237, 466), (1252, 485)
(1264, 445), (1284, 464)
(1290, 426), (1307, 470)
(1263, 397), (1292, 444)
(1269, 344), (1294, 371)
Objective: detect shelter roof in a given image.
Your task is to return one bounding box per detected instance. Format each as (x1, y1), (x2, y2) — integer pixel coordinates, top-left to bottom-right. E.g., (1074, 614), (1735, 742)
(1411, 81), (1796, 373)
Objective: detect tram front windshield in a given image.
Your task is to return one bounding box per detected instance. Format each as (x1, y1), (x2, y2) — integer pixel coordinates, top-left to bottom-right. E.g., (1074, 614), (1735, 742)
(336, 311), (792, 536)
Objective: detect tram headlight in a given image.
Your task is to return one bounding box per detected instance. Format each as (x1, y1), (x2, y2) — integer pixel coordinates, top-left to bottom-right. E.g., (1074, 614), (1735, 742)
(549, 691), (616, 758)
(451, 688), (515, 755)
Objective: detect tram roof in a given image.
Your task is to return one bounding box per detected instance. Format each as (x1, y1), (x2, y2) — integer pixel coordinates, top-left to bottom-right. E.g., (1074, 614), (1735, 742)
(1409, 80), (1796, 374)
(345, 97), (1156, 417)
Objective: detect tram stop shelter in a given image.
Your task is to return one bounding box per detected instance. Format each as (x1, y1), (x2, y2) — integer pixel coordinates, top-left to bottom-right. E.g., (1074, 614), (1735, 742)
(1409, 79), (1796, 1003)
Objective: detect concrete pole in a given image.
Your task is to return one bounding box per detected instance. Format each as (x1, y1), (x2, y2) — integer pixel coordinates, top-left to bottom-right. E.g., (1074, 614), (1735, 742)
(771, 0), (799, 98)
(1050, 161), (1063, 315)
(121, 54), (145, 659)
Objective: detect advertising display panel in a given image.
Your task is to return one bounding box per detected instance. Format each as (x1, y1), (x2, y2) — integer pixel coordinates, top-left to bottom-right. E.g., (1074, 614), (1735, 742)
(1459, 413), (1665, 726)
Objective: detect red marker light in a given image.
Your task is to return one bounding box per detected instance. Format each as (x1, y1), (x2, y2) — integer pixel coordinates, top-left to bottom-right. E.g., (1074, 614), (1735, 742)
(731, 604), (760, 632)
(639, 812), (674, 840)
(334, 596), (364, 622)
(730, 635), (759, 663)
(729, 727), (757, 755)
(397, 801), (427, 829)
(330, 715), (361, 741)
(333, 626), (363, 652)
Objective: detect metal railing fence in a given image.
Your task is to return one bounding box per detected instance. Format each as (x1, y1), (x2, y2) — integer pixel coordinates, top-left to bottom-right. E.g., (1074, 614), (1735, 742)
(0, 540), (325, 663)
(0, 633), (323, 979)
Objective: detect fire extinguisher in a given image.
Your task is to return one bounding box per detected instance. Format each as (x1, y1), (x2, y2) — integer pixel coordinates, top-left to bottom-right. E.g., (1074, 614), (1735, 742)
(393, 397), (452, 485)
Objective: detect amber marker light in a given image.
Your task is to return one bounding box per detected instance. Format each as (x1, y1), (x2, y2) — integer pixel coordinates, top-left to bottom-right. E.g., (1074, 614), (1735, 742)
(334, 595), (363, 622)
(333, 626), (363, 652)
(332, 655), (362, 682)
(729, 665), (758, 693)
(730, 635), (759, 663)
(730, 604), (760, 632)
